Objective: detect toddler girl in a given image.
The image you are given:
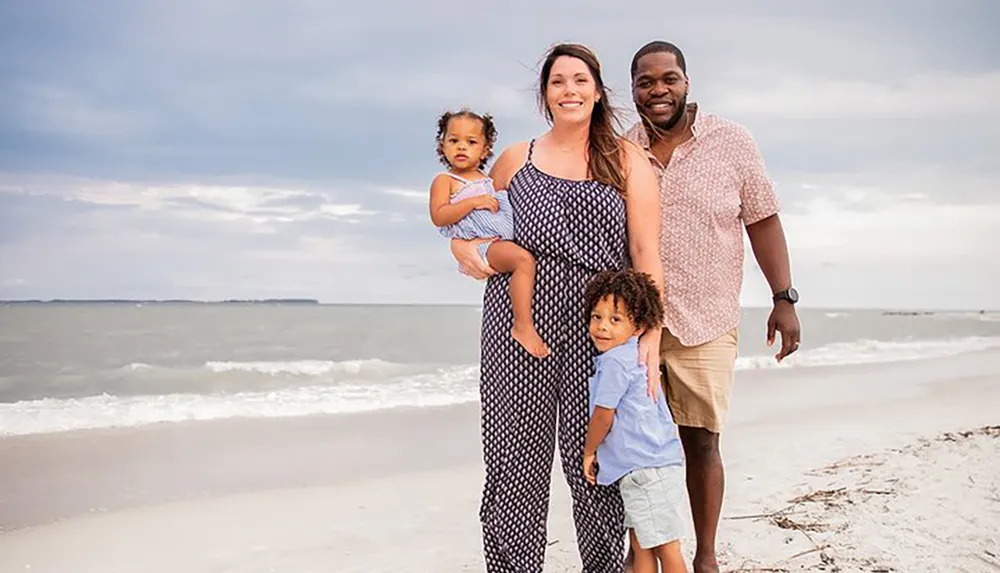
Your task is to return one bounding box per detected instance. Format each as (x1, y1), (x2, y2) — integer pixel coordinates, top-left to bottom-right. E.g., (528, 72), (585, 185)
(429, 109), (549, 358)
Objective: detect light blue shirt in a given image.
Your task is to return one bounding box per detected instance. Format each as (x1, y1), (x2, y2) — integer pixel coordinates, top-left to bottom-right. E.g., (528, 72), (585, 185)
(588, 336), (684, 485)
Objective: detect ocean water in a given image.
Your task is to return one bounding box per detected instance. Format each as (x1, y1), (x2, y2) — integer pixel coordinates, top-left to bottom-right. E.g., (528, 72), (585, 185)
(1, 303), (999, 437)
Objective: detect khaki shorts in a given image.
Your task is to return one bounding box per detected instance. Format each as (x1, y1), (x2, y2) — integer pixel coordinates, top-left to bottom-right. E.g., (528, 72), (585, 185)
(659, 327), (738, 433)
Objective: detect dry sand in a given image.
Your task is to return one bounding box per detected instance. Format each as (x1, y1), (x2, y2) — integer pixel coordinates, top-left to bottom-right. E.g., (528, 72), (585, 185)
(1, 351), (999, 572)
(717, 425), (1000, 572)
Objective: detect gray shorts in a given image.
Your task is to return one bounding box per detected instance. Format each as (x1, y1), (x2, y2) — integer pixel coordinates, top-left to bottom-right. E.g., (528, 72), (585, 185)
(619, 464), (685, 550)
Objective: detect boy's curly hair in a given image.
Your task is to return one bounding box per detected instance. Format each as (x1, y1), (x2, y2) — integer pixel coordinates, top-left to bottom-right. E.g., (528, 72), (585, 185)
(435, 108), (498, 170)
(583, 269), (664, 332)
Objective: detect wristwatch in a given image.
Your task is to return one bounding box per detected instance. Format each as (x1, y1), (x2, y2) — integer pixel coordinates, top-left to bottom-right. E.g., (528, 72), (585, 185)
(773, 287), (799, 305)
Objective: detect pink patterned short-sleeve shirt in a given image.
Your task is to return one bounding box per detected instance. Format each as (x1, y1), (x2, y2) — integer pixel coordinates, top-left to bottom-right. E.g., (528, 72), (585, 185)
(625, 106), (780, 347)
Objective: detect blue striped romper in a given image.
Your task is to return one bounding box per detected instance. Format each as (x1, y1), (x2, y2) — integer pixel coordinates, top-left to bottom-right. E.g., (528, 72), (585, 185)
(436, 172), (515, 265)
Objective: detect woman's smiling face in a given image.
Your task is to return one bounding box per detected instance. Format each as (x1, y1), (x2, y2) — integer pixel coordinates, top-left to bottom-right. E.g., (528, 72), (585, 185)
(545, 55), (599, 126)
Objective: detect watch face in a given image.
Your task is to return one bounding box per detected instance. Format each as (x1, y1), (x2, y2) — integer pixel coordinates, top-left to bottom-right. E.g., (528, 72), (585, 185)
(786, 288), (799, 303)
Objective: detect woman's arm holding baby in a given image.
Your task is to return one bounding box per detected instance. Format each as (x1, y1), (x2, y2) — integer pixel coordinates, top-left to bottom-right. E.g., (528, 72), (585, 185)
(449, 142), (529, 278)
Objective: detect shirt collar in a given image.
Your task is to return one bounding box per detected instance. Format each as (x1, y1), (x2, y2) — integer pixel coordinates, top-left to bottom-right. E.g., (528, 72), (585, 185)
(595, 335), (640, 365)
(626, 102), (703, 152)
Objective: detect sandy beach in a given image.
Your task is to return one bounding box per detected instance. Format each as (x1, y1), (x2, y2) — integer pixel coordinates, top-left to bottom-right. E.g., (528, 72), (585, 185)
(2, 350), (999, 572)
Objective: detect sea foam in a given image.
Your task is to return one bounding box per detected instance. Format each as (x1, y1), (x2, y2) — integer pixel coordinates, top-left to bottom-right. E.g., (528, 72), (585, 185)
(3, 336), (999, 437)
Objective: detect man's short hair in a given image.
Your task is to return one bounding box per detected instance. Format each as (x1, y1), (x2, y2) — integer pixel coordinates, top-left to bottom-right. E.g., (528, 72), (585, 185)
(630, 41), (687, 79)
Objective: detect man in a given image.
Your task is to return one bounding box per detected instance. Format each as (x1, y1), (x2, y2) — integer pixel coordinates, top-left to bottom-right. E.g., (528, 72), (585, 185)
(623, 41), (802, 573)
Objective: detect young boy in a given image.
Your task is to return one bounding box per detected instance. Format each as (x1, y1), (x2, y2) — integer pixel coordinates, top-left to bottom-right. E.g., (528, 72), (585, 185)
(582, 269), (687, 573)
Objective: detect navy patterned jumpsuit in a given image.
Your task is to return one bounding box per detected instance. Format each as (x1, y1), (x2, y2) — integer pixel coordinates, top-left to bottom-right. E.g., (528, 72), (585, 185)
(479, 140), (629, 572)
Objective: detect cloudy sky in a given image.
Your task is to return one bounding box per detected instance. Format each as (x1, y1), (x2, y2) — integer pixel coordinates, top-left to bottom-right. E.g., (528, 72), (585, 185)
(1, 0), (997, 309)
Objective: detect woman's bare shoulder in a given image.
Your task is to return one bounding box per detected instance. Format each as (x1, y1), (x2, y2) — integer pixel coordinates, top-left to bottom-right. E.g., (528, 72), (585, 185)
(619, 136), (648, 162)
(489, 141), (532, 189)
(618, 136), (653, 178)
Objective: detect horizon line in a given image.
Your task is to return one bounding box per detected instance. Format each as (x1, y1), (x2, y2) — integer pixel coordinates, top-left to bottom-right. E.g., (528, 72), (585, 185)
(0, 299), (997, 314)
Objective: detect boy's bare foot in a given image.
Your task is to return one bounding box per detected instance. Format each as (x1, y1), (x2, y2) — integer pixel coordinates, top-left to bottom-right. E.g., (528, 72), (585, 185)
(512, 322), (551, 358)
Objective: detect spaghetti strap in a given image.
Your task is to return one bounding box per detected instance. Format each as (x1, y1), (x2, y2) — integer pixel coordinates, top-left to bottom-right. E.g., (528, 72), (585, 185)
(526, 139), (536, 162)
(440, 171), (470, 184)
(442, 171), (492, 183)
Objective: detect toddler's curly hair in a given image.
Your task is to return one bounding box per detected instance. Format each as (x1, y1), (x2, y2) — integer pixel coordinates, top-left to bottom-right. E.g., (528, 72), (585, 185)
(435, 108), (498, 170)
(583, 269), (664, 332)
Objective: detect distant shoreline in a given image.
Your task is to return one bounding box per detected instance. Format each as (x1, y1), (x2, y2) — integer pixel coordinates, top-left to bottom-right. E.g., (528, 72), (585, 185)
(0, 300), (996, 313)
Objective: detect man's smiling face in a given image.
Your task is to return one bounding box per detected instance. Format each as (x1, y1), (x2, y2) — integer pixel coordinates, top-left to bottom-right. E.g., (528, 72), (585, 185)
(631, 51), (690, 131)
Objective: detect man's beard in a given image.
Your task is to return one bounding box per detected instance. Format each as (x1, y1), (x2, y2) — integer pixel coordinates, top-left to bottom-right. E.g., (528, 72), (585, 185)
(644, 93), (688, 132)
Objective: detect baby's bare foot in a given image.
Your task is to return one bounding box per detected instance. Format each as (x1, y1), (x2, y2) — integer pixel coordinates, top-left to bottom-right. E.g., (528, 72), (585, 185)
(512, 322), (551, 358)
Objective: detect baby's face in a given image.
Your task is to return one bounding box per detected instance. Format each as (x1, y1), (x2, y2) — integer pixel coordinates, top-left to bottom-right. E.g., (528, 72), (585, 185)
(442, 116), (487, 171)
(588, 295), (640, 353)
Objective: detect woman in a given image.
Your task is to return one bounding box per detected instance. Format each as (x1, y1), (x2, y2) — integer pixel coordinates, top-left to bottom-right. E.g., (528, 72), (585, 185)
(451, 43), (664, 571)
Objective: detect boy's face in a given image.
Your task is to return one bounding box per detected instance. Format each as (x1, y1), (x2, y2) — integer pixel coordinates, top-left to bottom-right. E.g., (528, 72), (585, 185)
(588, 295), (641, 353)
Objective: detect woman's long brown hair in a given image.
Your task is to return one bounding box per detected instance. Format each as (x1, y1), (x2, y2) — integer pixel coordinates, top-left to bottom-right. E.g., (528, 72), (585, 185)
(537, 43), (627, 194)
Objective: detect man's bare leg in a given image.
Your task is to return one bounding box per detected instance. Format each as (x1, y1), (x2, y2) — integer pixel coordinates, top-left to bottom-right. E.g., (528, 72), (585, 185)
(485, 241), (550, 358)
(679, 426), (723, 573)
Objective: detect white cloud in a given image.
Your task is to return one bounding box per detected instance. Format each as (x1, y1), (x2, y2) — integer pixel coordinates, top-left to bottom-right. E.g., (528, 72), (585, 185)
(2, 171), (996, 308)
(319, 204), (375, 218)
(738, 193), (999, 309)
(783, 199), (998, 261)
(774, 166), (998, 208)
(0, 174), (380, 227)
(383, 188), (426, 202)
(716, 72), (1000, 120)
